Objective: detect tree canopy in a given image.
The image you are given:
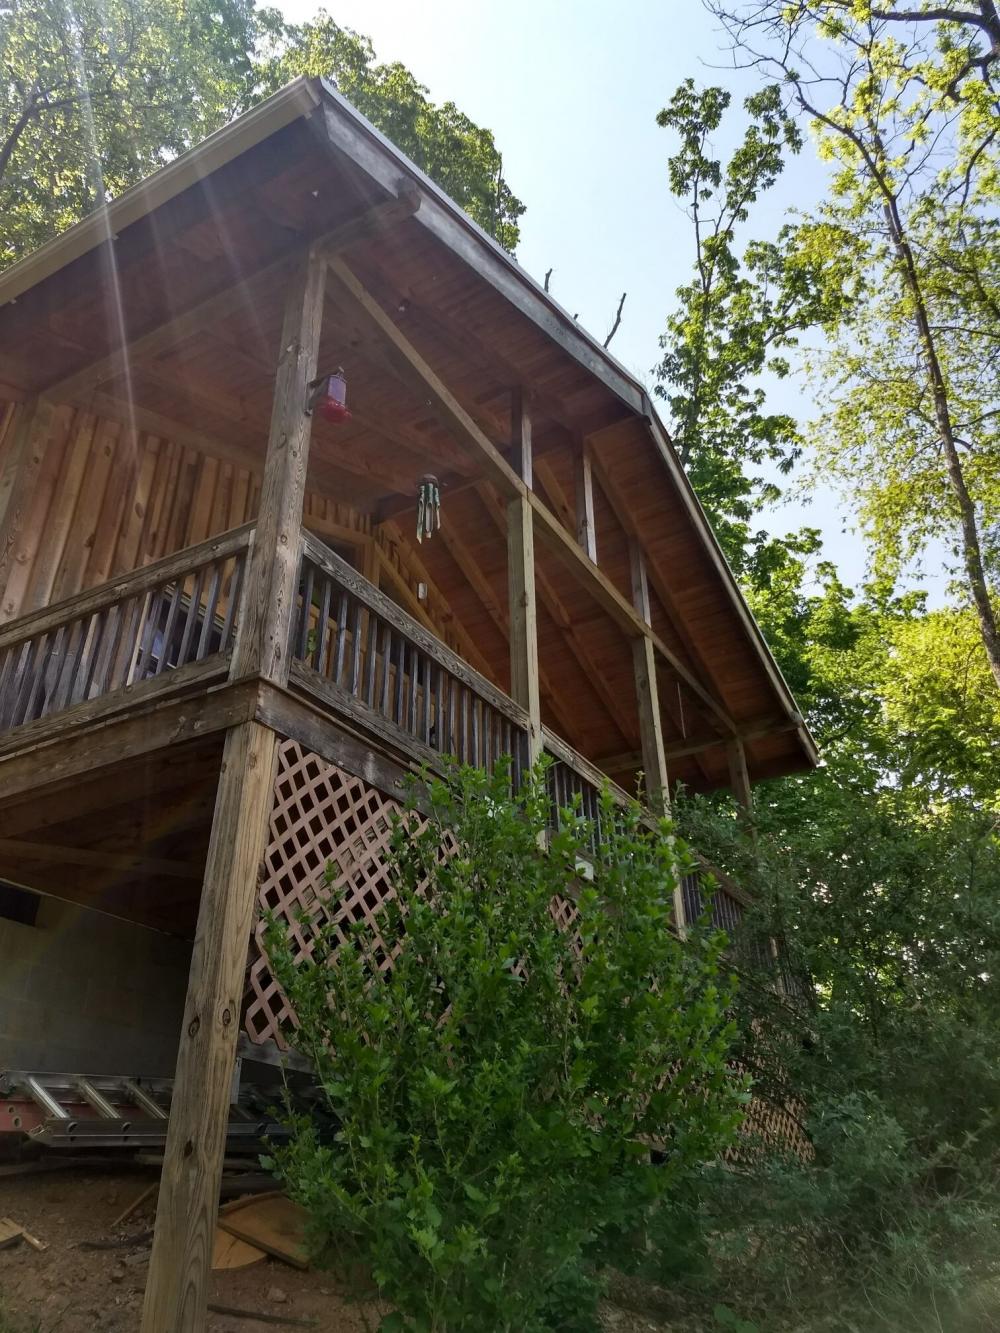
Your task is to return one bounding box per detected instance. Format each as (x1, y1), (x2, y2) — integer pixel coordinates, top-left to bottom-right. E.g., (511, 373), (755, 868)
(0, 2), (524, 269)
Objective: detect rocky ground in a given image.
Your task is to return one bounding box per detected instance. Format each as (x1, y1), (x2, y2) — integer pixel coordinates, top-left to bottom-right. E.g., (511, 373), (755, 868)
(0, 1166), (672, 1333)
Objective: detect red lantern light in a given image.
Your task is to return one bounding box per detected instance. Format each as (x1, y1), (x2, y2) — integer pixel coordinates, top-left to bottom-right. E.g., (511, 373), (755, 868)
(307, 368), (352, 424)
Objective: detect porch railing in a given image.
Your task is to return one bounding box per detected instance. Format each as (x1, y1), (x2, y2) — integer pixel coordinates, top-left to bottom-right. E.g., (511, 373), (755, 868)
(289, 531), (531, 780)
(0, 525), (251, 741)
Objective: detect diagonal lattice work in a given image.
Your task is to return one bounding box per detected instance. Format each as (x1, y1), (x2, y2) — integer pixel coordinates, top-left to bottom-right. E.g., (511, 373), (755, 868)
(242, 739), (810, 1160)
(243, 738), (458, 1050)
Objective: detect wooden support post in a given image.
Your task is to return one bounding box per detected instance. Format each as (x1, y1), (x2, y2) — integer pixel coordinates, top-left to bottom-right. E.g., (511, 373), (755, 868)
(140, 720), (278, 1333)
(726, 737), (753, 817)
(507, 391), (541, 766)
(0, 397), (55, 621)
(142, 247), (327, 1332)
(574, 441), (597, 562)
(231, 246), (327, 685)
(629, 539), (684, 930)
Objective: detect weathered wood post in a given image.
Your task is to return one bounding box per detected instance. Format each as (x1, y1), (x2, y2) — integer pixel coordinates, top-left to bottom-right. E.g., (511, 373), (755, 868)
(726, 737), (754, 822)
(141, 246), (326, 1333)
(507, 389), (542, 768)
(628, 538), (685, 932)
(573, 438), (597, 563)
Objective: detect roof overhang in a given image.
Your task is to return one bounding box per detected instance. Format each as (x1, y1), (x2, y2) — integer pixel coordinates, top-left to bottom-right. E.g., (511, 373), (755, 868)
(0, 76), (818, 781)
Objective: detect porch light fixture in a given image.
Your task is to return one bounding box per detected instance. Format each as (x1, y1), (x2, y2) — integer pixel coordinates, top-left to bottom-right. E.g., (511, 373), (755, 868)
(416, 474), (441, 543)
(306, 368), (352, 424)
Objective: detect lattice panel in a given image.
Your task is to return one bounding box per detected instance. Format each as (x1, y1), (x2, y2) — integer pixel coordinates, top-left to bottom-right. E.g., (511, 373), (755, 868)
(243, 739), (457, 1050)
(241, 742), (812, 1162)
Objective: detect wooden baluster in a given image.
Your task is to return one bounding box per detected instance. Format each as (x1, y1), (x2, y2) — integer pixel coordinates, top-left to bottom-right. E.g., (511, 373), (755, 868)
(155, 583), (184, 677)
(408, 645), (420, 738)
(423, 660), (434, 746)
(314, 572), (332, 673)
(77, 608), (108, 700)
(348, 597), (363, 697)
(33, 625), (66, 722)
(10, 635), (43, 726)
(379, 623), (392, 717)
(470, 696), (481, 769)
(364, 608), (379, 707)
(0, 642), (19, 727)
(296, 560), (315, 661)
(199, 561), (225, 659)
(175, 568), (206, 670)
(220, 551), (246, 657)
(434, 662), (445, 754)
(333, 590), (349, 683)
(50, 617), (85, 713)
(135, 593), (164, 681)
(394, 635), (406, 728)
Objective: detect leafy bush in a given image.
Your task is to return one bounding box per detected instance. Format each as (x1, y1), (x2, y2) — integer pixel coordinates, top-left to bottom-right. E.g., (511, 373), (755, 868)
(657, 788), (1000, 1332)
(265, 762), (744, 1332)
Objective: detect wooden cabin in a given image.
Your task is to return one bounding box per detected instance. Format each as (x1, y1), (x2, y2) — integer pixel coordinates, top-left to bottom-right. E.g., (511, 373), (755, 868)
(0, 77), (815, 1328)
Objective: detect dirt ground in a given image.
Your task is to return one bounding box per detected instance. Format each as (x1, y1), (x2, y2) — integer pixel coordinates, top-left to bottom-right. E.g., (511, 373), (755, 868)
(0, 1167), (669, 1333)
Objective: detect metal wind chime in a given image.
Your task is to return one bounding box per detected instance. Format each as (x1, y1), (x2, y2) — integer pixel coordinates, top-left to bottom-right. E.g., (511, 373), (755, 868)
(416, 474), (441, 543)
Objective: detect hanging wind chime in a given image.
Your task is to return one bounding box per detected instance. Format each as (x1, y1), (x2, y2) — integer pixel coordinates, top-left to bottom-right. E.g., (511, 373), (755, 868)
(416, 474), (441, 543)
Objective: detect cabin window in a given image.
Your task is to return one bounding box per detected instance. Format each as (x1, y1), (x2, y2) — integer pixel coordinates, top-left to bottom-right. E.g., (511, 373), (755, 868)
(0, 881), (40, 927)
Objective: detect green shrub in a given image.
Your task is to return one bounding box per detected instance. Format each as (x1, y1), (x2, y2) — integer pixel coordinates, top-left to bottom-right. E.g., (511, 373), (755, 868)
(265, 761), (744, 1332)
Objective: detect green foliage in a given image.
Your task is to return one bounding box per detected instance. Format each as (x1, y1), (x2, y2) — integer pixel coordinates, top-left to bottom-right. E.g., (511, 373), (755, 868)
(0, 0), (275, 265)
(0, 2), (524, 268)
(257, 13), (523, 251)
(671, 782), (1000, 1330)
(655, 80), (847, 576)
(264, 762), (743, 1332)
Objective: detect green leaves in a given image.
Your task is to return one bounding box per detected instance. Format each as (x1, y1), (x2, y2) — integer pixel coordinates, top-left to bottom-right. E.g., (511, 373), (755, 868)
(0, 4), (525, 268)
(655, 80), (848, 575)
(265, 761), (742, 1331)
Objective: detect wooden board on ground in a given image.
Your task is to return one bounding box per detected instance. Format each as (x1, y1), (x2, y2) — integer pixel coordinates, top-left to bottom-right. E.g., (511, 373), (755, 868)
(216, 1193), (310, 1269)
(0, 1217), (45, 1251)
(212, 1227), (266, 1270)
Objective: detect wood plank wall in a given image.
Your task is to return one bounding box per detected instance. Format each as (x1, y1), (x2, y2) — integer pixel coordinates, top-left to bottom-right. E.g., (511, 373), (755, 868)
(0, 402), (370, 626)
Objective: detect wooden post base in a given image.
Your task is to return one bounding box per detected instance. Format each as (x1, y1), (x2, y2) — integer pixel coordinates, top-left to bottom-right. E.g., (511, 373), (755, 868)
(141, 720), (278, 1333)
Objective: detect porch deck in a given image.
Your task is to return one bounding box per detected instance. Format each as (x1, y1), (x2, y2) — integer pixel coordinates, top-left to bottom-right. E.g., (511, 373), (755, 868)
(0, 523), (751, 940)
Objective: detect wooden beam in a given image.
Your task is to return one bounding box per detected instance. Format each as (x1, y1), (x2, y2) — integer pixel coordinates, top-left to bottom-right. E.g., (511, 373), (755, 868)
(506, 394), (542, 766)
(434, 511), (581, 749)
(585, 444), (734, 733)
(322, 257), (734, 738)
(0, 837), (200, 879)
(43, 192), (419, 405)
(478, 482), (636, 748)
(232, 246), (326, 683)
(0, 680), (253, 806)
(141, 721), (278, 1333)
(727, 737), (754, 816)
(629, 541), (669, 813)
(574, 441), (597, 562)
(325, 258), (524, 500)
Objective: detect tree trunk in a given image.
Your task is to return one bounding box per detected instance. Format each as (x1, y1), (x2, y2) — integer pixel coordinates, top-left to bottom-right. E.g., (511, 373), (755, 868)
(881, 196), (1000, 691)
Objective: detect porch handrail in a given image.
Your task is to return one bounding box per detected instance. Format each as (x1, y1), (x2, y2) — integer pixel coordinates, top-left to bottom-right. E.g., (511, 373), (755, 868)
(0, 523), (254, 652)
(298, 531), (529, 729)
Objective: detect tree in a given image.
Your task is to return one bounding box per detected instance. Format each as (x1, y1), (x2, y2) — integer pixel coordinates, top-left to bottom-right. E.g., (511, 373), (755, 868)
(708, 0), (1000, 687)
(0, 4), (525, 268)
(654, 80), (847, 575)
(256, 13), (524, 251)
(0, 0), (273, 265)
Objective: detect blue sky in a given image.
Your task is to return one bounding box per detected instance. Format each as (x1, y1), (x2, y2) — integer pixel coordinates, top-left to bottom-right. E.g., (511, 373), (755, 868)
(277, 0), (893, 593)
